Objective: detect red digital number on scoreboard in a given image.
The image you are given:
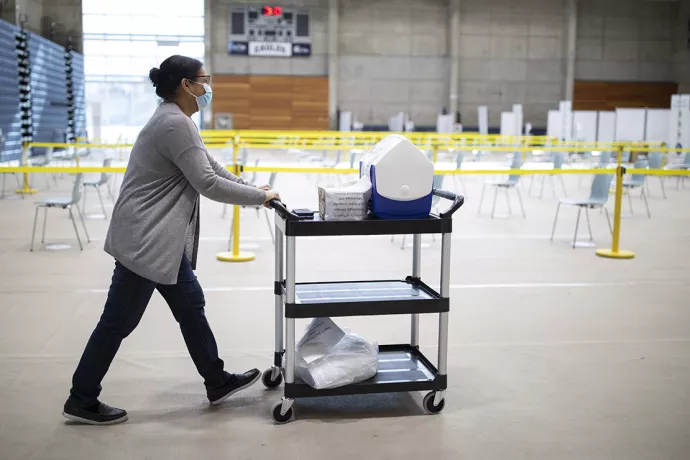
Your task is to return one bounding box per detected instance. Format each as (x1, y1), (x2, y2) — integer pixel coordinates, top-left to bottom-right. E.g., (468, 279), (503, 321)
(263, 5), (282, 16)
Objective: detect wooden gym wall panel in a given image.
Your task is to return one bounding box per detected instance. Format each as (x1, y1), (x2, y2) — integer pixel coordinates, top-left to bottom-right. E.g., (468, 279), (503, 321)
(292, 77), (328, 130)
(573, 81), (678, 111)
(213, 75), (250, 129)
(212, 75), (329, 130)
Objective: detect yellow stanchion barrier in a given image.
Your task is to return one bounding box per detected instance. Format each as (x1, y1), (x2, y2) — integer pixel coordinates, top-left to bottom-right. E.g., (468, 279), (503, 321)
(217, 135), (255, 263)
(15, 144), (37, 195)
(596, 146), (635, 260)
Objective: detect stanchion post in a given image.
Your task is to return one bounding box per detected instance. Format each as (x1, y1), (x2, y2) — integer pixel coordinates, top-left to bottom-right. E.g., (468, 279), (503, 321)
(432, 145), (438, 163)
(217, 134), (255, 262)
(15, 142), (37, 195)
(596, 146), (635, 259)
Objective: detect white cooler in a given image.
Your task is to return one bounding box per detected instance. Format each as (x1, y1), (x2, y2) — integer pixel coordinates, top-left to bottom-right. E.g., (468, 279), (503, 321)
(360, 135), (435, 219)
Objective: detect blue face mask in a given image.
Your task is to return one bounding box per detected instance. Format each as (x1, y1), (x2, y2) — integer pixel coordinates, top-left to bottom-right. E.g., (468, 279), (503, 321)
(187, 80), (212, 110)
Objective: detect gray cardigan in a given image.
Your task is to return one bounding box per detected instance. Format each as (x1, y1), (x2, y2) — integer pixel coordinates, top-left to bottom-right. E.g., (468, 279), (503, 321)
(104, 102), (266, 284)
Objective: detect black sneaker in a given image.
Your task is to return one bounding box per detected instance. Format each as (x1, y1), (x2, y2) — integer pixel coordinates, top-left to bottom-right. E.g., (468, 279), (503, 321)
(62, 399), (128, 425)
(207, 368), (261, 406)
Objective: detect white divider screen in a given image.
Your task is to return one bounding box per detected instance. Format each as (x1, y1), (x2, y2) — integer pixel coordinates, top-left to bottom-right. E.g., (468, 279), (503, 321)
(478, 106), (489, 135)
(339, 111), (352, 131)
(645, 109), (670, 144)
(559, 101), (573, 141)
(436, 114), (453, 133)
(513, 104), (523, 136)
(573, 111), (598, 142)
(615, 108), (646, 142)
(547, 110), (562, 138)
(500, 112), (517, 136)
(597, 112), (616, 142)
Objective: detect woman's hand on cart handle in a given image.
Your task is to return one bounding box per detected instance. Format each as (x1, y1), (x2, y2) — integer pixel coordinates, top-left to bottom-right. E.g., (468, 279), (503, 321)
(264, 190), (281, 208)
(432, 189), (465, 219)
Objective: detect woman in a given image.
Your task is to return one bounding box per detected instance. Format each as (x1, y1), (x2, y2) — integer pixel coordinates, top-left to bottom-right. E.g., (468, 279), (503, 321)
(62, 55), (280, 425)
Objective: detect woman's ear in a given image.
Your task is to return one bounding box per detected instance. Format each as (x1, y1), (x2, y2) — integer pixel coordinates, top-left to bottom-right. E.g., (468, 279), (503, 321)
(180, 78), (191, 94)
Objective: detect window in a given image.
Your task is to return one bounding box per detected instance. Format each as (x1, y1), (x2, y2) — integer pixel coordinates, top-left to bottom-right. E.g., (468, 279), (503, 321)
(82, 0), (205, 141)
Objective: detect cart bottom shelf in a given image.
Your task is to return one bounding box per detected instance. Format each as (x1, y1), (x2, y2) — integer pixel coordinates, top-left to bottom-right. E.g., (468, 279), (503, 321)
(284, 344), (446, 398)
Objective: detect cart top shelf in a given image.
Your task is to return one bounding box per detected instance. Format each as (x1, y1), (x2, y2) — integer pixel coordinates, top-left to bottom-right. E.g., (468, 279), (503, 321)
(271, 189), (464, 237)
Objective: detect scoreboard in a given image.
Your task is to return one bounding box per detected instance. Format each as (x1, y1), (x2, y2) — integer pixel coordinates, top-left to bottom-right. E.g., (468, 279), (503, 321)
(228, 4), (312, 57)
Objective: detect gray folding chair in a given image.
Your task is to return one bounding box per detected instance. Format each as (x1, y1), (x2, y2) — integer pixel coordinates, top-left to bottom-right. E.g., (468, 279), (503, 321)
(452, 153), (466, 193)
(30, 173), (90, 251)
(83, 158), (115, 218)
(668, 152), (690, 190)
(28, 146), (58, 189)
(623, 159), (651, 218)
(228, 171), (277, 246)
(551, 173), (613, 248)
(478, 155), (526, 218)
(1, 128), (22, 198)
(531, 151), (567, 198)
(647, 152), (666, 199)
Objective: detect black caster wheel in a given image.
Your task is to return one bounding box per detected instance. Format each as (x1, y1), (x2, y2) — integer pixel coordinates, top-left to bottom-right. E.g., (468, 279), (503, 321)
(271, 401), (294, 424)
(423, 392), (445, 415)
(262, 368), (283, 389)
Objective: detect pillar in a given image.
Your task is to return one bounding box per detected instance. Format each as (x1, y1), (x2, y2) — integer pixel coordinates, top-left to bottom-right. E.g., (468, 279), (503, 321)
(563, 0), (577, 101)
(448, 0), (460, 117)
(328, 0), (339, 129)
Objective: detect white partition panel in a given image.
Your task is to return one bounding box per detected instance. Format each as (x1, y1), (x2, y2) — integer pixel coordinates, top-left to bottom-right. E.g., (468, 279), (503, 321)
(436, 114), (453, 133)
(680, 95), (690, 147)
(559, 100), (573, 141)
(478, 106), (489, 135)
(513, 104), (523, 135)
(645, 109), (670, 144)
(573, 111), (598, 142)
(615, 108), (646, 142)
(500, 112), (517, 136)
(547, 110), (562, 138)
(670, 95), (681, 147)
(597, 112), (616, 143)
(339, 111), (352, 132)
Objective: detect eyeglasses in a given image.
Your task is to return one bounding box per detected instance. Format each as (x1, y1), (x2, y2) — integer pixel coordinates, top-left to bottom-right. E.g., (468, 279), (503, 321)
(194, 75), (211, 84)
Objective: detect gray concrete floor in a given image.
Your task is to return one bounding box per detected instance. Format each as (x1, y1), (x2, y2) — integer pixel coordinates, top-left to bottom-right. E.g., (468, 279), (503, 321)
(0, 167), (689, 460)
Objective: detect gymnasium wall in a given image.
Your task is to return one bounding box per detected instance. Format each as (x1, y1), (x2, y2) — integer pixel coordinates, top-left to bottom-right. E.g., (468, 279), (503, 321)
(206, 0), (688, 129)
(573, 81), (678, 111)
(212, 75), (329, 130)
(575, 0), (677, 83)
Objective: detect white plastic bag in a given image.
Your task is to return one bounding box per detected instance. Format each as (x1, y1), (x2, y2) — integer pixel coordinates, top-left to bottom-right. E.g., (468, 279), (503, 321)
(294, 318), (378, 390)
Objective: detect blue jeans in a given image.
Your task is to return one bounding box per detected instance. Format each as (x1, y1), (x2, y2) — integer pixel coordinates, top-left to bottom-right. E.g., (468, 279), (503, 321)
(69, 257), (228, 407)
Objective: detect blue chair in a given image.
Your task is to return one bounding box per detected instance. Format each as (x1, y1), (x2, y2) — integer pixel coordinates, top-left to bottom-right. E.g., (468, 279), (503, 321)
(647, 152), (666, 199)
(478, 154), (526, 218)
(551, 173), (613, 248)
(623, 159), (650, 218)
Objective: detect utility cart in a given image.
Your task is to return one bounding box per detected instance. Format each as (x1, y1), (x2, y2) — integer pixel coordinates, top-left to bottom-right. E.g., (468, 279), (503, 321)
(262, 189), (464, 423)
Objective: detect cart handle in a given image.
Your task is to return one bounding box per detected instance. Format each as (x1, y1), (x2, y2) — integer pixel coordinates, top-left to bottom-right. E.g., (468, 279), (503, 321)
(433, 189), (465, 219)
(268, 199), (299, 221)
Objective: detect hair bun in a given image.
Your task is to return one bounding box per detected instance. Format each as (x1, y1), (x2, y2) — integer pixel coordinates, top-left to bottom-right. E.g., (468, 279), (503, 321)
(149, 67), (161, 87)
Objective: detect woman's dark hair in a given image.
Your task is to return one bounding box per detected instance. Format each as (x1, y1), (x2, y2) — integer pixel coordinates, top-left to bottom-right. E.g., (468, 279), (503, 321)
(149, 55), (203, 100)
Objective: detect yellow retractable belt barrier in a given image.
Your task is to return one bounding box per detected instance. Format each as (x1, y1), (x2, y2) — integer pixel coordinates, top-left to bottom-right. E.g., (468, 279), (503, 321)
(216, 135), (255, 263)
(597, 146), (635, 259)
(6, 140), (690, 263)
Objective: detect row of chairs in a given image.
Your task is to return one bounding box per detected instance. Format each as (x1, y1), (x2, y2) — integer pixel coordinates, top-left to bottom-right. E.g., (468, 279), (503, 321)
(28, 160), (114, 251)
